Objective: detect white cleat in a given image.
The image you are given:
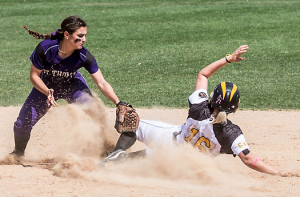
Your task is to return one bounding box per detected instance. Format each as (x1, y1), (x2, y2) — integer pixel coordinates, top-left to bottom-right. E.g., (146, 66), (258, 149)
(99, 149), (128, 166)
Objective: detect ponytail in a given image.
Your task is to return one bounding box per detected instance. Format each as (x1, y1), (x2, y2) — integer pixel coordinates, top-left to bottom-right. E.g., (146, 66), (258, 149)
(23, 16), (86, 41)
(23, 25), (63, 40)
(211, 111), (227, 125)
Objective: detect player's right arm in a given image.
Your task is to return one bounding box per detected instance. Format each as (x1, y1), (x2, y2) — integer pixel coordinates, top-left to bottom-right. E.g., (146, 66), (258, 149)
(30, 64), (57, 107)
(30, 64), (48, 95)
(195, 45), (248, 91)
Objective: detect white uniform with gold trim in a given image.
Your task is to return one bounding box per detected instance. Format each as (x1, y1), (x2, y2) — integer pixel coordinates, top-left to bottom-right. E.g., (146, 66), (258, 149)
(135, 89), (249, 156)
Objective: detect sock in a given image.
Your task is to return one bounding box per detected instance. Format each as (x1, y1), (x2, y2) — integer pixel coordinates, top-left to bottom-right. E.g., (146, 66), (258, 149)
(113, 132), (136, 152)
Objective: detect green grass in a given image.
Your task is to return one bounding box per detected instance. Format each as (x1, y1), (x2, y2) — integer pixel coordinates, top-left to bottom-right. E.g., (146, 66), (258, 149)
(0, 0), (300, 110)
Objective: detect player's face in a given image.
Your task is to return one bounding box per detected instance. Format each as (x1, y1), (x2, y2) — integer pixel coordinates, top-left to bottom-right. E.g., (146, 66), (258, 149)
(68, 26), (87, 50)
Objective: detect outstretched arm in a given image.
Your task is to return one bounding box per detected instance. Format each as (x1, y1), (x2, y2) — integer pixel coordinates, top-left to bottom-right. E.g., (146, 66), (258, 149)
(90, 69), (120, 105)
(238, 151), (297, 177)
(195, 45), (249, 91)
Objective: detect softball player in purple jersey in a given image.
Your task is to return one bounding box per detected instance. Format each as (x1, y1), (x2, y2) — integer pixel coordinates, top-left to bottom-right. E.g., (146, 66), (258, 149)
(102, 45), (296, 177)
(11, 16), (120, 157)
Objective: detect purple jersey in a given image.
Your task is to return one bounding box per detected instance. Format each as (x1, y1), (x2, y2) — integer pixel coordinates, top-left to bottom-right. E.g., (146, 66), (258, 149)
(30, 39), (99, 83)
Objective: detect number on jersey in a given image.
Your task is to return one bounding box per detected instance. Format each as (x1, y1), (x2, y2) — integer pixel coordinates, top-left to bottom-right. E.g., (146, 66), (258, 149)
(184, 127), (210, 152)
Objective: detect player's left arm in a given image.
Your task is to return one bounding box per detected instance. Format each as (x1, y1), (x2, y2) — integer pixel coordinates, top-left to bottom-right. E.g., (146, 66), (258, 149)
(231, 135), (297, 177)
(237, 151), (297, 177)
(90, 69), (120, 105)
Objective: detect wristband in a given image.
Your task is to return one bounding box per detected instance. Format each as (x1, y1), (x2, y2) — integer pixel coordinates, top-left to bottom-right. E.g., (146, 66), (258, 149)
(116, 101), (122, 107)
(253, 157), (260, 167)
(225, 54), (231, 63)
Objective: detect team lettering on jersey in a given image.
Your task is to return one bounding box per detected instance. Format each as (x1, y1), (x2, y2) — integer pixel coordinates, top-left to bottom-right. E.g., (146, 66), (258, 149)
(42, 69), (77, 81)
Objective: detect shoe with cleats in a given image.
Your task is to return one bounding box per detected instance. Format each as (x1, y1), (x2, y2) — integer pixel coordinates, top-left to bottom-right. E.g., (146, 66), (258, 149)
(99, 149), (128, 166)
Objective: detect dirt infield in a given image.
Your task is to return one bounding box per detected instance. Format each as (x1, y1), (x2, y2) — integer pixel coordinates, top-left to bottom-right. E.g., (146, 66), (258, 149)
(1, 98), (300, 197)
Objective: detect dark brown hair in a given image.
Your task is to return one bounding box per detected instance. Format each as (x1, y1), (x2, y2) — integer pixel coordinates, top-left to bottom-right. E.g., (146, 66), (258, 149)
(23, 15), (87, 40)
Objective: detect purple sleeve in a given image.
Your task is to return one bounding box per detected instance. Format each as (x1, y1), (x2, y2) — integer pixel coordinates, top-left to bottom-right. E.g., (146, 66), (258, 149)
(86, 59), (99, 74)
(83, 51), (99, 74)
(30, 43), (45, 70)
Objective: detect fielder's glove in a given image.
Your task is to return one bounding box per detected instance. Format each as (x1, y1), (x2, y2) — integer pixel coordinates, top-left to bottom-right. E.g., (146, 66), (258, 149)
(115, 101), (139, 133)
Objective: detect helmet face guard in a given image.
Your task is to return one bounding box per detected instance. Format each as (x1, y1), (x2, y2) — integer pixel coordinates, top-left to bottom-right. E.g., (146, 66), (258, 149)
(210, 82), (240, 113)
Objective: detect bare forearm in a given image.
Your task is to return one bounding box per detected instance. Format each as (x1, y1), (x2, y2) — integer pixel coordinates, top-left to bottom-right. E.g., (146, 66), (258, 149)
(198, 58), (229, 79)
(195, 45), (248, 90)
(30, 64), (49, 96)
(247, 157), (279, 175)
(91, 70), (120, 105)
(30, 75), (49, 95)
(97, 81), (119, 105)
(239, 152), (292, 176)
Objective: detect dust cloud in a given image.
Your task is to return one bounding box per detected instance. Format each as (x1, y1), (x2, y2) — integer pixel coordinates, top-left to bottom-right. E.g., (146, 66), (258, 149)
(0, 93), (256, 191)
